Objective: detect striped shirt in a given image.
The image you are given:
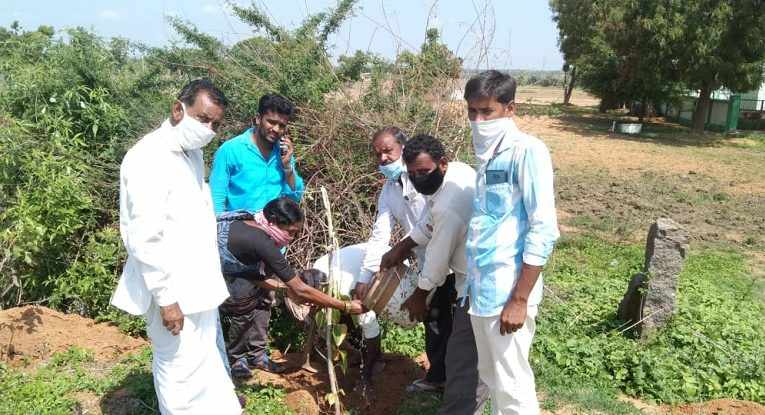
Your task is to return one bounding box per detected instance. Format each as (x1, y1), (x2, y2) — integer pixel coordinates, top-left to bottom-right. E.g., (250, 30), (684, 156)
(466, 118), (560, 317)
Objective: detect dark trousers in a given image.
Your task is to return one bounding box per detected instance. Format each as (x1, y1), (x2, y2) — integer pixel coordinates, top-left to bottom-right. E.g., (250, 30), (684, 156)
(424, 274), (457, 383)
(220, 288), (273, 365)
(438, 298), (490, 415)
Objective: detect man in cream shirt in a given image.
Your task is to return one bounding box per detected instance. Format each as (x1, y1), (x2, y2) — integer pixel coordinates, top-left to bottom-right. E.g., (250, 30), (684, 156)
(383, 134), (489, 414)
(111, 79), (241, 414)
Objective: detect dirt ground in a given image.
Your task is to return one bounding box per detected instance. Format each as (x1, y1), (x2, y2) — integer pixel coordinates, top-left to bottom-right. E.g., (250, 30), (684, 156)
(0, 306), (146, 369)
(241, 350), (429, 415)
(511, 109), (765, 260)
(667, 399), (765, 414)
(517, 86), (601, 107)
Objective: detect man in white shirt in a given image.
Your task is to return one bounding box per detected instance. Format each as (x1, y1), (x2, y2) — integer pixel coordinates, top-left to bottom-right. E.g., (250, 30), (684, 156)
(383, 134), (490, 414)
(353, 127), (449, 393)
(111, 79), (241, 414)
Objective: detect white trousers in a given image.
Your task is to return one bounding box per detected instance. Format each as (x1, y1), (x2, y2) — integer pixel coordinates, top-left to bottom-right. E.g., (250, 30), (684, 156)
(146, 302), (241, 415)
(470, 306), (539, 415)
(358, 310), (381, 339)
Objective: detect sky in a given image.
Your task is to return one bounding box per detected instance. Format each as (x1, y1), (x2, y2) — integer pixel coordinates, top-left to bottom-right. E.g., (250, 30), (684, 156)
(1, 0), (564, 70)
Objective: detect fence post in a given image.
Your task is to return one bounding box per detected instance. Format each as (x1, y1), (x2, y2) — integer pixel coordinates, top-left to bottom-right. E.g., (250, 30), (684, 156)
(726, 95), (741, 132)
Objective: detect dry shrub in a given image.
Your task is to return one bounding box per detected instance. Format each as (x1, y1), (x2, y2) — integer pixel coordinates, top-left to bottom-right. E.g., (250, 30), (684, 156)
(286, 75), (471, 267)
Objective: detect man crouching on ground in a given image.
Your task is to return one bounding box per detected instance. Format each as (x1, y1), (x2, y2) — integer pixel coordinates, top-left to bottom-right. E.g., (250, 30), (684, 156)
(111, 79), (242, 414)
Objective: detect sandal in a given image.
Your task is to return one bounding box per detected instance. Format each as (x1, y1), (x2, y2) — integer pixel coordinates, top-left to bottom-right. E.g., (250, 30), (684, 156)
(405, 378), (444, 393)
(231, 358), (253, 379)
(251, 354), (287, 374)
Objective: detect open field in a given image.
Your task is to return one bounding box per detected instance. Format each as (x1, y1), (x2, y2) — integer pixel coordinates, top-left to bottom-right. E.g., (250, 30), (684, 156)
(516, 86), (601, 107)
(514, 101), (765, 272)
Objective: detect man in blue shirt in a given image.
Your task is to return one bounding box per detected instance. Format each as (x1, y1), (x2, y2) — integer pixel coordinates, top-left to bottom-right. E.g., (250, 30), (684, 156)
(209, 94), (304, 375)
(464, 70), (559, 414)
(209, 94), (304, 215)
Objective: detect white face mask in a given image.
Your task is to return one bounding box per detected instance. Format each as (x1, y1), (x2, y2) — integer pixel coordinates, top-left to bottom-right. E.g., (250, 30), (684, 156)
(176, 102), (216, 150)
(470, 117), (511, 165)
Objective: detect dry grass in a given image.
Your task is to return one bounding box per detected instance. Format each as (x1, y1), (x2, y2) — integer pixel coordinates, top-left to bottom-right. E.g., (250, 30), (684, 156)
(497, 95), (764, 283)
(517, 86), (600, 107)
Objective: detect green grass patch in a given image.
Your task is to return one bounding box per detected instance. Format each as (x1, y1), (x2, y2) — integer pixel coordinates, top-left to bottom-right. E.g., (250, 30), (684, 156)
(0, 346), (158, 415)
(395, 392), (493, 415)
(239, 383), (293, 415)
(0, 345), (294, 414)
(535, 236), (765, 406)
(382, 320), (426, 358)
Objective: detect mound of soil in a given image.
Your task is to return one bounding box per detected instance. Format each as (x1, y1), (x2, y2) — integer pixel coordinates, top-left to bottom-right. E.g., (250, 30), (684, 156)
(668, 399), (765, 414)
(243, 350), (428, 415)
(0, 305), (146, 368)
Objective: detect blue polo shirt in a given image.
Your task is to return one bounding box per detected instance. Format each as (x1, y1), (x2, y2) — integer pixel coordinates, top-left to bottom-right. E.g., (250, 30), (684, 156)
(209, 128), (304, 214)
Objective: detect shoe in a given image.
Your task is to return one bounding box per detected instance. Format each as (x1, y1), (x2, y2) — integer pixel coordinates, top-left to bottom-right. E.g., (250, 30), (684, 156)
(231, 358), (253, 379)
(405, 378), (444, 393)
(251, 354), (287, 374)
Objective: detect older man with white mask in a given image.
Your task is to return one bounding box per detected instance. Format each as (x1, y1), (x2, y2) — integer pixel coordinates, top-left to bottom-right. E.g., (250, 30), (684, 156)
(111, 79), (241, 414)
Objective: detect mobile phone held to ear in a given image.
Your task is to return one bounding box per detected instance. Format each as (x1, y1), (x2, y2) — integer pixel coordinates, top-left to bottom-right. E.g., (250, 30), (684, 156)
(279, 142), (289, 154)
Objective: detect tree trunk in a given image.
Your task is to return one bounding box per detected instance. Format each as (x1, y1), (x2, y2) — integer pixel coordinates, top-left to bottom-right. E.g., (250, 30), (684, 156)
(638, 98), (647, 122)
(599, 93), (618, 113)
(563, 66), (577, 105)
(692, 84), (713, 133)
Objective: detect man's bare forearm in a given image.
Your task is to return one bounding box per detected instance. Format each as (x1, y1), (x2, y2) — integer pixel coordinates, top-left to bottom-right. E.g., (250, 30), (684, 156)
(394, 236), (417, 253)
(508, 263), (542, 304)
(380, 236), (417, 269)
(286, 276), (345, 310)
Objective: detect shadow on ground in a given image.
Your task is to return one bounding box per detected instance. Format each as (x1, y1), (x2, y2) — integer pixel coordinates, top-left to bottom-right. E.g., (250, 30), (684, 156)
(100, 370), (157, 415)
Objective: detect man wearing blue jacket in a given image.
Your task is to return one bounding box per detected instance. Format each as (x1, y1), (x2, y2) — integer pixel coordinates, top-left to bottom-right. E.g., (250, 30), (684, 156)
(209, 93), (304, 374)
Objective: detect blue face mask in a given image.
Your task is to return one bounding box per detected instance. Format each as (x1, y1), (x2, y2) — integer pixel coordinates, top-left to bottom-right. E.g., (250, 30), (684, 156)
(379, 157), (404, 180)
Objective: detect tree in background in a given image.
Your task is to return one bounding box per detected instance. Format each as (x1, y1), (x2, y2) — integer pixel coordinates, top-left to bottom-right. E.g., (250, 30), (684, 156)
(673, 0), (765, 132)
(336, 50), (391, 82)
(607, 0), (685, 121)
(550, 0), (600, 105)
(550, 0), (626, 111)
(0, 23), (170, 321)
(419, 28), (462, 80)
(551, 0), (679, 115)
(551, 0), (765, 130)
(165, 0), (357, 123)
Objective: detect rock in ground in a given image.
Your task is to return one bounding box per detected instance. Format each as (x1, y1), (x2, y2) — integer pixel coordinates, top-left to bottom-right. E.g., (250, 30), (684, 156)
(617, 218), (689, 337)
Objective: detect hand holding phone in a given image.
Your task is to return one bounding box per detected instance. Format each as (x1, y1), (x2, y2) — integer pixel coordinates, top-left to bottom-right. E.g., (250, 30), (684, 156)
(279, 135), (294, 169)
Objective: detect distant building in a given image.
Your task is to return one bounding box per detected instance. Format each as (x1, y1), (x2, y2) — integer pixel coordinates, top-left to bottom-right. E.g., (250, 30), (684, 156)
(739, 80), (765, 112)
(666, 72), (765, 131)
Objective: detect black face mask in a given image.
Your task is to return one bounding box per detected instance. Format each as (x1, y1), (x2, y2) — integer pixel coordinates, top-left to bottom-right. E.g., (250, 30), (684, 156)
(409, 167), (444, 195)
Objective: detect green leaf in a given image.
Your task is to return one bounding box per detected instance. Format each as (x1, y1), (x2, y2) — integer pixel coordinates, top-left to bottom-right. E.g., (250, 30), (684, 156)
(325, 392), (339, 407)
(332, 323), (347, 348)
(315, 309), (326, 328)
(338, 349), (348, 374)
